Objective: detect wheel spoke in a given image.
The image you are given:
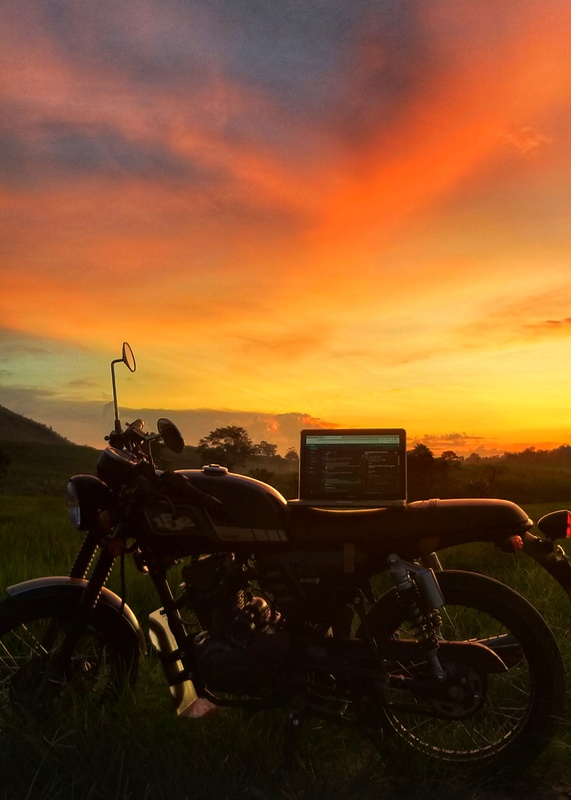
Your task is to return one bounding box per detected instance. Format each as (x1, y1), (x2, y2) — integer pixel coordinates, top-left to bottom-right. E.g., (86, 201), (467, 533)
(0, 600), (136, 719)
(362, 571), (563, 765)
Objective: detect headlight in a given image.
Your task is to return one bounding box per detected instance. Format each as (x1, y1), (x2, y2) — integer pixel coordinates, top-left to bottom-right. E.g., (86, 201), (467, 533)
(66, 475), (113, 531)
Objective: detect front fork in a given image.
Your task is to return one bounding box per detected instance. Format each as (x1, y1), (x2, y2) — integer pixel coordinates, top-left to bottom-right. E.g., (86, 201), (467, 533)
(69, 530), (99, 579)
(44, 549), (116, 672)
(387, 553), (447, 680)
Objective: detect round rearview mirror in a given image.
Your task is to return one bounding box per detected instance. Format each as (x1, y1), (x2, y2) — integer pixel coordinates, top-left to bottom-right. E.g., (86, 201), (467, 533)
(122, 342), (136, 373)
(157, 418), (185, 453)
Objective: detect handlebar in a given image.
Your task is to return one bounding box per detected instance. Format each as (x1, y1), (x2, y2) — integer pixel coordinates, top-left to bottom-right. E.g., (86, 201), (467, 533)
(106, 418), (184, 457)
(106, 422), (146, 450)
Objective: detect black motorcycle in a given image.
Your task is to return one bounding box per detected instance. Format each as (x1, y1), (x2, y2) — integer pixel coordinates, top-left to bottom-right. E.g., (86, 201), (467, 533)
(0, 343), (569, 772)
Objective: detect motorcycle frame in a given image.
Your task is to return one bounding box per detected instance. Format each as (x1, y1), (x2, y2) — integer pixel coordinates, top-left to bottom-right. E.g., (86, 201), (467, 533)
(41, 521), (499, 721)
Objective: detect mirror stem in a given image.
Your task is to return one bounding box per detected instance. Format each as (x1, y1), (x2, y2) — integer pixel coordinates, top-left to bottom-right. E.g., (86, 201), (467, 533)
(111, 358), (122, 434)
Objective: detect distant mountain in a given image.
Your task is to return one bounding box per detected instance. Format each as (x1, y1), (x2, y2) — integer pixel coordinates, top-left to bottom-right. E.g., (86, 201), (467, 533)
(0, 404), (70, 445)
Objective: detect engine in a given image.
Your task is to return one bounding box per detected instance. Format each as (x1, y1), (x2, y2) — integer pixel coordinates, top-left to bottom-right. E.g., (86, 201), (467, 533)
(181, 554), (289, 693)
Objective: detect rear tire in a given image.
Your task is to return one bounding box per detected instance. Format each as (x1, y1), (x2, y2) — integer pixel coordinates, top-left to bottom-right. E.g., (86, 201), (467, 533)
(360, 570), (564, 770)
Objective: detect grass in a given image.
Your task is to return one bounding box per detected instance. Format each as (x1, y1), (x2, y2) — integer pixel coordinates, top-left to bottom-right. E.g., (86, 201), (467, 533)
(1, 496), (571, 799)
(0, 443), (102, 497)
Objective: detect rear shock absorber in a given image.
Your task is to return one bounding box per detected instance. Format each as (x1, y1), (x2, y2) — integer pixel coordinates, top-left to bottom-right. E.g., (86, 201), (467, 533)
(387, 553), (446, 680)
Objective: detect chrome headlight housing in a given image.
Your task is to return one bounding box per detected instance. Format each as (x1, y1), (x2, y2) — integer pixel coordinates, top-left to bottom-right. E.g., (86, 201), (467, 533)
(66, 480), (82, 528)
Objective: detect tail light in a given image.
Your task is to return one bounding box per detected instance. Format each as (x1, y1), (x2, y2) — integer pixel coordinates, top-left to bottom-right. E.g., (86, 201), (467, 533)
(536, 510), (571, 540)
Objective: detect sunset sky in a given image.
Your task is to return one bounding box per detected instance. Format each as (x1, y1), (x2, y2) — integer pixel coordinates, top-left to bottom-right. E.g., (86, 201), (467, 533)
(1, 0), (570, 456)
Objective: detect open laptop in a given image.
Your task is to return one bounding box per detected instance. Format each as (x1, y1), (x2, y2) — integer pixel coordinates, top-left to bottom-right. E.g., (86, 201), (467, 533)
(292, 428), (407, 508)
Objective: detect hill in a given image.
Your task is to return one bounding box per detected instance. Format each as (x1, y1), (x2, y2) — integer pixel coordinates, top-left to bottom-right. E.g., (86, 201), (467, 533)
(0, 404), (69, 445)
(0, 404), (103, 495)
(0, 442), (102, 495)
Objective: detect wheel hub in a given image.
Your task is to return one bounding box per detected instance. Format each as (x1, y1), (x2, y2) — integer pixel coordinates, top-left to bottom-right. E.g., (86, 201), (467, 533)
(414, 663), (487, 720)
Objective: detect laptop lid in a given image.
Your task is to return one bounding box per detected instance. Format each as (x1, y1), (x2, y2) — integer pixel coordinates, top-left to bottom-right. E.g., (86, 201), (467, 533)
(296, 428), (407, 507)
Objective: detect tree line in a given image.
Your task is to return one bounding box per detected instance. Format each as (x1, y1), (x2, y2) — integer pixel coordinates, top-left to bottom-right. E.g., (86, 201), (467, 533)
(406, 443), (571, 503)
(2, 427), (570, 504)
(195, 430), (571, 503)
(197, 426), (298, 470)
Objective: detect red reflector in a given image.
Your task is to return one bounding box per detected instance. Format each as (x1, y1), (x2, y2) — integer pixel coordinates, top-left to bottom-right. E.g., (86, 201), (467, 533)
(566, 512), (571, 538)
(510, 535), (524, 551)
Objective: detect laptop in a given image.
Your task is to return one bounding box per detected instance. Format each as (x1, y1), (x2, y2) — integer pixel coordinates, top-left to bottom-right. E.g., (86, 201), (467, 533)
(292, 428), (407, 508)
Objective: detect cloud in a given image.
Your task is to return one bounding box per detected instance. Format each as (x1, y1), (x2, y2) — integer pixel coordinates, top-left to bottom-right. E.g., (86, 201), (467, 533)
(0, 382), (337, 453)
(30, 0), (428, 133)
(524, 318), (571, 334)
(66, 379), (97, 389)
(453, 287), (571, 353)
(0, 327), (85, 361)
(409, 432), (485, 455)
(235, 325), (336, 363)
(2, 0), (567, 302)
(0, 123), (197, 186)
(501, 126), (553, 156)
(0, 329), (53, 358)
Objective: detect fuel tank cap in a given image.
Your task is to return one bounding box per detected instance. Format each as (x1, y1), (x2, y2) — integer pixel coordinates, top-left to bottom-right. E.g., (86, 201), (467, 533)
(201, 464), (229, 476)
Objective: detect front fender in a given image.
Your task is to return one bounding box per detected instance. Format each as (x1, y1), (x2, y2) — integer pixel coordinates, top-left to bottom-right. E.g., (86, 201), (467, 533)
(5, 576), (147, 655)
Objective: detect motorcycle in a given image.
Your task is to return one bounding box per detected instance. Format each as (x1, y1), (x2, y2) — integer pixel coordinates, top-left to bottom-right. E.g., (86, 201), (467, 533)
(0, 342), (569, 773)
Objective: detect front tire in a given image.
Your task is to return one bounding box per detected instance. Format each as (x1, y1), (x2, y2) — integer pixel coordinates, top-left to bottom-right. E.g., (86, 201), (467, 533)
(0, 595), (139, 719)
(361, 570), (565, 769)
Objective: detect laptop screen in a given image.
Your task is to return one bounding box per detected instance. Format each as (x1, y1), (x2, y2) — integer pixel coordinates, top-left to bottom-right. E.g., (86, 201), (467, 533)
(297, 428), (407, 507)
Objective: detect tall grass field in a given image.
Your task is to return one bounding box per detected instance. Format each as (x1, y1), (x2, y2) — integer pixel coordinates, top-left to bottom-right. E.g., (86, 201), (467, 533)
(1, 495), (571, 800)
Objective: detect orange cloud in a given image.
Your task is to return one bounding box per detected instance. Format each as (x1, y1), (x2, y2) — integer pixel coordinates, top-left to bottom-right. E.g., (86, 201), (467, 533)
(501, 127), (553, 156)
(452, 287), (571, 354)
(303, 1), (571, 265)
(524, 318), (571, 336)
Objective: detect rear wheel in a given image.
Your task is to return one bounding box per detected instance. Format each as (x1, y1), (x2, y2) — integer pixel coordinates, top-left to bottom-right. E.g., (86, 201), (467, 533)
(360, 570), (564, 769)
(0, 595), (139, 719)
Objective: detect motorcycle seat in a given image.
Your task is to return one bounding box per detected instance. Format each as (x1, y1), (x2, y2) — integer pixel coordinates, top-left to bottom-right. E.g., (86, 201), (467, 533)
(284, 498), (532, 549)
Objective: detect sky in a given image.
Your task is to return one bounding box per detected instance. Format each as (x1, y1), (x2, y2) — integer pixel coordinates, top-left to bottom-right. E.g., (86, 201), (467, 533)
(1, 0), (571, 457)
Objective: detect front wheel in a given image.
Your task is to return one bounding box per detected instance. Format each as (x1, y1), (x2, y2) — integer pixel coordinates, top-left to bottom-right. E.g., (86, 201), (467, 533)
(0, 595), (139, 720)
(360, 570), (565, 770)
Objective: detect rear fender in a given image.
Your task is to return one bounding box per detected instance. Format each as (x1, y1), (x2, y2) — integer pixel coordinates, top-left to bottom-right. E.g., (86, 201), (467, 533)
(5, 576), (147, 655)
(520, 531), (571, 599)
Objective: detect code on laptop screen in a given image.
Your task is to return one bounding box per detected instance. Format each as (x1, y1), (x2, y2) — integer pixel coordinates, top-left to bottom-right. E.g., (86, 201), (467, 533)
(299, 429), (406, 505)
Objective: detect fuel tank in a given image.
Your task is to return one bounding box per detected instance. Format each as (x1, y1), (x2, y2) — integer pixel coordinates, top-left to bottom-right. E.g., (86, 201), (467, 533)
(176, 466), (289, 548)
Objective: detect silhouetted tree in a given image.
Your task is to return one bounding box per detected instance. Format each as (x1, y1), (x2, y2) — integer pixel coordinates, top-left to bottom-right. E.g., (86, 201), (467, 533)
(197, 426), (254, 470)
(438, 450), (462, 465)
(406, 443), (436, 500)
(407, 443), (435, 469)
(436, 450), (462, 494)
(253, 440), (278, 457)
